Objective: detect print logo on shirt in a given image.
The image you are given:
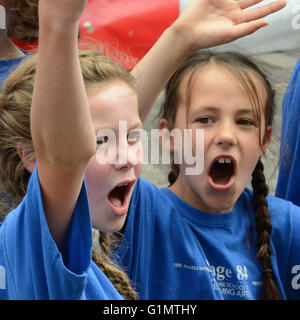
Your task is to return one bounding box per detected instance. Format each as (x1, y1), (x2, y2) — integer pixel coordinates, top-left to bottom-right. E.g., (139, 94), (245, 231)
(0, 265), (5, 289)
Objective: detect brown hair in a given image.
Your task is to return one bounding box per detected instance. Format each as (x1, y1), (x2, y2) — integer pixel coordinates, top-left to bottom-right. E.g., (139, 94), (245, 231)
(0, 50), (136, 299)
(160, 50), (281, 300)
(6, 0), (39, 41)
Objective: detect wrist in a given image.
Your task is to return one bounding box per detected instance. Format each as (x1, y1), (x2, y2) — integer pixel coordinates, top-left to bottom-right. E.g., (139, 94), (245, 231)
(39, 19), (79, 39)
(39, 2), (80, 35)
(168, 19), (203, 54)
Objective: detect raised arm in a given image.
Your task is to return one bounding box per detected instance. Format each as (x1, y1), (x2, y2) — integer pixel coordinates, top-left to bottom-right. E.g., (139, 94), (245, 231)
(31, 0), (96, 246)
(133, 0), (287, 122)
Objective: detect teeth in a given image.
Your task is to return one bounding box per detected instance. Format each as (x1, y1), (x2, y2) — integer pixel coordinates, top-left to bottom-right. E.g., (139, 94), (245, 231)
(117, 183), (128, 187)
(217, 157), (232, 164)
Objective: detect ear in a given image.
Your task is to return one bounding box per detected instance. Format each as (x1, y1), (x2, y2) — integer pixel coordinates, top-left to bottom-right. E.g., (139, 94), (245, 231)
(261, 125), (272, 155)
(17, 144), (36, 174)
(159, 118), (175, 153)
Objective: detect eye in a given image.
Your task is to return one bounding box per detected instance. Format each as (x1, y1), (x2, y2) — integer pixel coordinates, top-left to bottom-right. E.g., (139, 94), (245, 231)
(127, 130), (141, 143)
(97, 136), (109, 145)
(237, 119), (256, 126)
(196, 117), (214, 125)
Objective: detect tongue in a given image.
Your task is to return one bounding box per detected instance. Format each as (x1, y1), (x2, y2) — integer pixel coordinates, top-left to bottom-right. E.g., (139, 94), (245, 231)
(108, 186), (125, 208)
(110, 197), (122, 207)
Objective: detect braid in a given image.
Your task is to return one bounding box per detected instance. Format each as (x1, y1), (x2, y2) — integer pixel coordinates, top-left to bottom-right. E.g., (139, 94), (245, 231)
(168, 162), (180, 186)
(92, 232), (137, 300)
(251, 159), (282, 300)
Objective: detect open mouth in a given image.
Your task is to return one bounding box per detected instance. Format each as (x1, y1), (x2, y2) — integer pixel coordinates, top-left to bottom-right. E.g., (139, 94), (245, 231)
(107, 180), (135, 216)
(209, 157), (235, 189)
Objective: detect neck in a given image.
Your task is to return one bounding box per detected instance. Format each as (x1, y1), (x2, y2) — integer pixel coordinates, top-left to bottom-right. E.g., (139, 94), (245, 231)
(0, 31), (25, 60)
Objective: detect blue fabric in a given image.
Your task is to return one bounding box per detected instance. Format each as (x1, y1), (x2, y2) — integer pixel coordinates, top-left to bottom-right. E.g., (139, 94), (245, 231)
(276, 58), (300, 206)
(0, 167), (123, 300)
(0, 52), (28, 88)
(116, 177), (300, 300)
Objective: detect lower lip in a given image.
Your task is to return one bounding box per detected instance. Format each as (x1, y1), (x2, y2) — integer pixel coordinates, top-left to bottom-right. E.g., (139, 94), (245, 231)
(107, 183), (135, 217)
(208, 175), (235, 191)
(107, 197), (129, 216)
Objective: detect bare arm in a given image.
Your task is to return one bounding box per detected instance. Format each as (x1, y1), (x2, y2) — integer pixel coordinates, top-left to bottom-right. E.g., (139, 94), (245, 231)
(133, 0), (287, 122)
(31, 0), (96, 247)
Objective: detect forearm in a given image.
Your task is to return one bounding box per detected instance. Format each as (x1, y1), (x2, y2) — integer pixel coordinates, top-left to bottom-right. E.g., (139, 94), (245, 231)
(31, 17), (96, 165)
(132, 25), (195, 123)
(30, 0), (94, 247)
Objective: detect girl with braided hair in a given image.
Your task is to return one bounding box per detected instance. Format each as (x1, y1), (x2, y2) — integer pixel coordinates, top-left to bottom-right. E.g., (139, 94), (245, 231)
(116, 50), (300, 300)
(0, 0), (286, 299)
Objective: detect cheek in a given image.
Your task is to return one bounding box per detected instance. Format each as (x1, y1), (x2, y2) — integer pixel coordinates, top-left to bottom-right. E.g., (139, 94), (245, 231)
(135, 162), (143, 177)
(85, 156), (109, 196)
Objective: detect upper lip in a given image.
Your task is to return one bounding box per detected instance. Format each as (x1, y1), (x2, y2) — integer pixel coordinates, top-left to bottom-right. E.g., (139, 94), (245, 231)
(209, 154), (237, 175)
(109, 178), (137, 193)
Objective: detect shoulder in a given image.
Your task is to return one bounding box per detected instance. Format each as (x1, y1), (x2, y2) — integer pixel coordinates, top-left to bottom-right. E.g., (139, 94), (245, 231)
(126, 178), (178, 234)
(240, 189), (300, 228)
(131, 177), (165, 209)
(267, 195), (300, 220)
(0, 51), (31, 86)
(267, 195), (300, 234)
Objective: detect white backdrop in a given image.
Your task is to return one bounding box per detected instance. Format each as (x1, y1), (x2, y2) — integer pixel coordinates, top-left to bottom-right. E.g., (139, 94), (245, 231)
(180, 0), (300, 53)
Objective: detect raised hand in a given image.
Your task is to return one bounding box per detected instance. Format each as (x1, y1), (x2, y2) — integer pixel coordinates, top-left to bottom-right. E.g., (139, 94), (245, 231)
(174, 0), (287, 49)
(133, 0), (286, 122)
(32, 0), (94, 247)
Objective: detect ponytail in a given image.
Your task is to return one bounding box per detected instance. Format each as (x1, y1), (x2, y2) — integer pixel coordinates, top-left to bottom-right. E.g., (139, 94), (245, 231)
(251, 159), (282, 300)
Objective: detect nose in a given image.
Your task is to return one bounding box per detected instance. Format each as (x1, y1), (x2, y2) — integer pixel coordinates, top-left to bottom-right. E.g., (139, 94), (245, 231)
(213, 121), (237, 149)
(113, 140), (142, 170)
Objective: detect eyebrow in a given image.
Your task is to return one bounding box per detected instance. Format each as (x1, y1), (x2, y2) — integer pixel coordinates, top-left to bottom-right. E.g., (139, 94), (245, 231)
(235, 108), (255, 116)
(193, 106), (254, 115)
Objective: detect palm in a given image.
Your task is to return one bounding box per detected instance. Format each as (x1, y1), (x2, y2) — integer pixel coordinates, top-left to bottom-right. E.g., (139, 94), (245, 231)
(177, 0), (286, 49)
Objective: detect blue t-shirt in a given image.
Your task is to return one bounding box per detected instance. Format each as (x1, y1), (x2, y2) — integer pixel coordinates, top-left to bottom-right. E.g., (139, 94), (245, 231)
(0, 168), (123, 300)
(0, 53), (28, 88)
(276, 58), (300, 206)
(116, 178), (300, 300)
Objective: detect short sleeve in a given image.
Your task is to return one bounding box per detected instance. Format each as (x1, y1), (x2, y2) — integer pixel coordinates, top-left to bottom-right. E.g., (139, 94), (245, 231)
(0, 167), (93, 299)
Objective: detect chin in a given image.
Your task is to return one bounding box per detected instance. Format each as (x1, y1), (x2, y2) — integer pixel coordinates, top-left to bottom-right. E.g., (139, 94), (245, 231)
(93, 215), (127, 234)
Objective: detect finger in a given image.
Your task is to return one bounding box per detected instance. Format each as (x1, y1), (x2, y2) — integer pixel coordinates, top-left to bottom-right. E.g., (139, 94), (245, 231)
(231, 19), (269, 40)
(239, 0), (264, 10)
(241, 0), (287, 22)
